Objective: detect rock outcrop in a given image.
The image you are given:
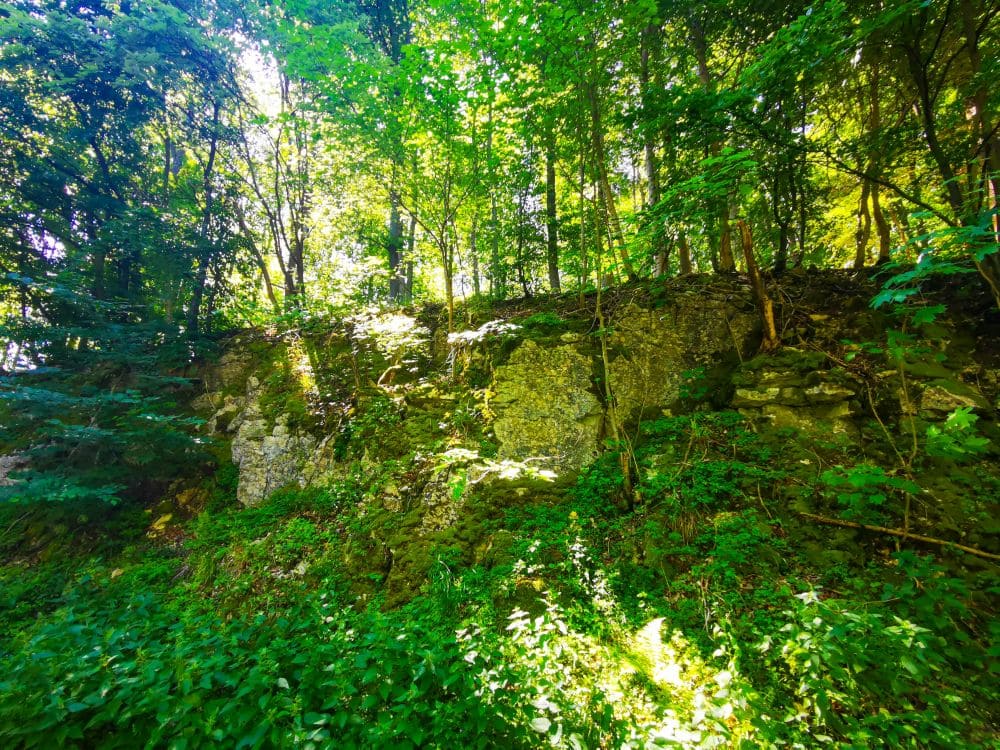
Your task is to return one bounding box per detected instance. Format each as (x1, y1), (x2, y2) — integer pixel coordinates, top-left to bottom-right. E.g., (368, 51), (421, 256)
(731, 350), (863, 434)
(491, 339), (603, 472)
(609, 297), (757, 420)
(229, 377), (318, 506)
(191, 278), (998, 510)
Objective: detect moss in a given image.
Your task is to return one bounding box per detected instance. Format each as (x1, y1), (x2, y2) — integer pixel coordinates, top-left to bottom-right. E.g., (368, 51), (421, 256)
(355, 475), (572, 609)
(902, 359), (954, 379)
(740, 347), (828, 374)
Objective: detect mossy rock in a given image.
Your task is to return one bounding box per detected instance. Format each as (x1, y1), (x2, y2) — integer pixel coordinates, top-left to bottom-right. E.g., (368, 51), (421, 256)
(740, 347), (828, 374)
(492, 340), (603, 472)
(920, 378), (991, 414)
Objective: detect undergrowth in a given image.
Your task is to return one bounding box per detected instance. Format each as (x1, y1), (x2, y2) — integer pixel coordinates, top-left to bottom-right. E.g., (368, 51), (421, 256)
(1, 406), (997, 749)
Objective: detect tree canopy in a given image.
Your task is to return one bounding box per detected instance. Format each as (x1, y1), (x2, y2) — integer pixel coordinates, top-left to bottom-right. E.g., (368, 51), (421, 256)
(4, 0), (998, 342)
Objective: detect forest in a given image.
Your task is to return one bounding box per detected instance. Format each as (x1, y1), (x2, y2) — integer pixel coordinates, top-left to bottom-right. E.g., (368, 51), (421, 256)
(1, 0), (999, 747)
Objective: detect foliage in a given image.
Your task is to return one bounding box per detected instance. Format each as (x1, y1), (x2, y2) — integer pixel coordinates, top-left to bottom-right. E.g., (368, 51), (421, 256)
(925, 407), (991, 460)
(820, 464), (921, 525)
(754, 590), (969, 748)
(637, 412), (775, 518)
(2, 0), (1000, 746)
(0, 316), (212, 506)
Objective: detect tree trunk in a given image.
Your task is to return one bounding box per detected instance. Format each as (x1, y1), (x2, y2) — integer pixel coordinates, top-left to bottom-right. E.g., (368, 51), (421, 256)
(578, 140), (589, 293)
(678, 231), (693, 275)
(775, 222), (790, 274)
(470, 217), (481, 296)
(738, 220), (779, 352)
(854, 178), (872, 269)
(587, 80), (637, 281)
(406, 213), (416, 302)
(545, 127), (561, 292)
(443, 242), (455, 332)
(89, 211), (105, 299)
(388, 186), (404, 300)
(640, 23), (666, 275)
(958, 0), (1000, 308)
(690, 15), (735, 272)
(485, 97), (503, 299)
(903, 33), (965, 219)
(718, 211), (735, 272)
(162, 127), (171, 205)
(187, 99), (220, 337)
(872, 182), (891, 263)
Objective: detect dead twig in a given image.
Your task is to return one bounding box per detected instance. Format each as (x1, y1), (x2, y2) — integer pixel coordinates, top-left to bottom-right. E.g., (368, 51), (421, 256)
(798, 512), (1000, 562)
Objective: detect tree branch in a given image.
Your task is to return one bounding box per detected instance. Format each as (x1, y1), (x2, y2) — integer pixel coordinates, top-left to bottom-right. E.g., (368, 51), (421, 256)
(798, 512), (1000, 561)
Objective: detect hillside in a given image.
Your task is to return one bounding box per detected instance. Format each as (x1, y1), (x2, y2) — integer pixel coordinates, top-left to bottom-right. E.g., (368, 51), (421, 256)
(2, 272), (998, 748)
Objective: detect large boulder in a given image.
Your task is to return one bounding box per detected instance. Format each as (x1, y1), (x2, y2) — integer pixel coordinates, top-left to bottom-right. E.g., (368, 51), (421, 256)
(491, 340), (603, 473)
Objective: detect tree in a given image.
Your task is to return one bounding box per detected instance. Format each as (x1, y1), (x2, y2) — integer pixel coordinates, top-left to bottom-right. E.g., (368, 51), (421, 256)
(0, 0), (243, 507)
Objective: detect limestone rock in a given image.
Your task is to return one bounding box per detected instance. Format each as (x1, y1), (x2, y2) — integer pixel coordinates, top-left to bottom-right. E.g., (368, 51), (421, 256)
(919, 379), (991, 415)
(491, 340), (602, 472)
(0, 454), (24, 487)
(731, 353), (861, 434)
(206, 394), (244, 433)
(609, 301), (757, 420)
(419, 468), (467, 533)
(230, 381), (317, 506)
(206, 339), (258, 392)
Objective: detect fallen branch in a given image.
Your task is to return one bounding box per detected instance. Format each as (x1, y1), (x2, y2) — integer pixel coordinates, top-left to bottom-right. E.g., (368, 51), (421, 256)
(798, 512), (1000, 562)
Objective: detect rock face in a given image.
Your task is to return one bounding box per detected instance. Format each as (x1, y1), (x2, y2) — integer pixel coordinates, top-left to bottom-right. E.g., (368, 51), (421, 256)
(192, 278), (996, 512)
(487, 295), (758, 472)
(0, 454), (23, 487)
(491, 340), (603, 472)
(731, 350), (862, 434)
(608, 299), (758, 420)
(229, 377), (318, 506)
(916, 379), (991, 416)
(193, 336), (324, 507)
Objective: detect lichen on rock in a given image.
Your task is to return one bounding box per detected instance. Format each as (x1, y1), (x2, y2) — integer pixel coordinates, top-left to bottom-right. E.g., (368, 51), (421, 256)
(608, 299), (757, 421)
(229, 376), (318, 506)
(491, 340), (603, 473)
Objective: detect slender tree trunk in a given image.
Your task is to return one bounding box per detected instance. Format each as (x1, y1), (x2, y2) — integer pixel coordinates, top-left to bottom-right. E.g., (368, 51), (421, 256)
(587, 80), (637, 281)
(578, 139), (589, 294)
(88, 212), (105, 299)
(470, 216), (481, 296)
(720, 210), (737, 272)
(872, 183), (891, 263)
(738, 220), (779, 352)
(545, 127), (561, 292)
(775, 223), (790, 273)
(888, 204), (912, 251)
(958, 0), (1000, 307)
(854, 179), (872, 269)
(904, 35), (965, 218)
(640, 22), (666, 274)
(388, 185), (404, 300)
(594, 223), (632, 508)
(162, 126), (171, 205)
(678, 231), (693, 275)
(485, 98), (503, 299)
(406, 213), (416, 302)
(442, 240), (455, 331)
(187, 100), (220, 337)
(796, 104), (808, 265)
(690, 15), (735, 272)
